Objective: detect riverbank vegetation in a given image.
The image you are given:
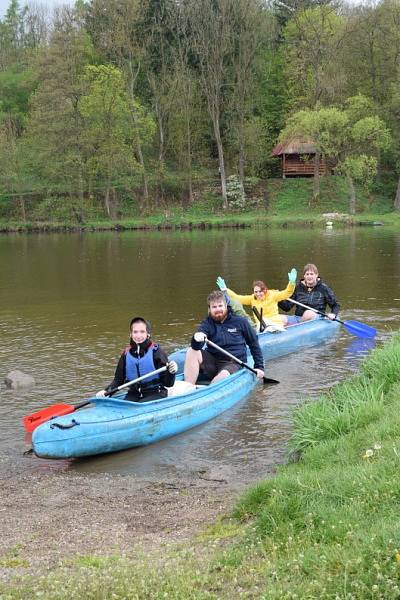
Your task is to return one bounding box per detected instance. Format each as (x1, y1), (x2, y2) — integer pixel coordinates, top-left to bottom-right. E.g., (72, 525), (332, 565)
(1, 0), (400, 227)
(2, 334), (400, 598)
(0, 175), (398, 232)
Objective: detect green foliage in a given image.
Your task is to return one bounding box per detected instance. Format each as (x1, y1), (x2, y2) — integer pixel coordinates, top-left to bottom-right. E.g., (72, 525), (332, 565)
(289, 334), (400, 454)
(0, 67), (36, 132)
(79, 64), (144, 197)
(283, 5), (345, 108)
(340, 155), (377, 185)
(0, 0), (399, 215)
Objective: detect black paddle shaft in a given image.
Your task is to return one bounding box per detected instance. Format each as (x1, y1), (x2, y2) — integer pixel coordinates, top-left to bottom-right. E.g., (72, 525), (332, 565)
(253, 307), (266, 333)
(205, 338), (279, 385)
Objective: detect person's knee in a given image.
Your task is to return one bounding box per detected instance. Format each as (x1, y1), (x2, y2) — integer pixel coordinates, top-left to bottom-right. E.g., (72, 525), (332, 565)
(301, 310), (317, 321)
(212, 369), (230, 382)
(185, 348), (203, 365)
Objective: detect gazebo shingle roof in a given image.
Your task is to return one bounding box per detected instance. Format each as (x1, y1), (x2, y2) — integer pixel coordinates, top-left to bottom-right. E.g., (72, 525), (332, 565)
(272, 137), (316, 156)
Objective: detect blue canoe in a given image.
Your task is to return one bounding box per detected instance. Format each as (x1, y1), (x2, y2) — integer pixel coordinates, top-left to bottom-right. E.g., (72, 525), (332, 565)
(169, 317), (341, 371)
(32, 369), (257, 459)
(32, 318), (340, 459)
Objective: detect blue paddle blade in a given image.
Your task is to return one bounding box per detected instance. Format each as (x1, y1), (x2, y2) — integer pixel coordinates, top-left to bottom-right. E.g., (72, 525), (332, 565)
(343, 320), (377, 339)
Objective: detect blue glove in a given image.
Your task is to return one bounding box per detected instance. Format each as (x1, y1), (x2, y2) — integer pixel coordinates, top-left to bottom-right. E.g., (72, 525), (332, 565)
(216, 276), (227, 291)
(288, 268), (297, 284)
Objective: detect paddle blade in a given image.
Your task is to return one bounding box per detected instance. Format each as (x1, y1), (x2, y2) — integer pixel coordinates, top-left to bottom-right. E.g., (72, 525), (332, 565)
(263, 377), (280, 385)
(23, 403), (75, 432)
(343, 320), (377, 339)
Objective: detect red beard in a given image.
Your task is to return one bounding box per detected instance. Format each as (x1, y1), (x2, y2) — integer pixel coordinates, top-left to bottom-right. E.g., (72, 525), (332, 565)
(212, 310), (227, 322)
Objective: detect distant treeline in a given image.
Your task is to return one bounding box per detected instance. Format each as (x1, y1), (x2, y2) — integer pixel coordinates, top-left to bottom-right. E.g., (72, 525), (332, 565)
(0, 0), (400, 222)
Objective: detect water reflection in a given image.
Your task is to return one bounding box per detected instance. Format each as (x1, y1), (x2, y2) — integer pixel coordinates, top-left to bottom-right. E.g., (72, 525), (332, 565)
(345, 337), (377, 358)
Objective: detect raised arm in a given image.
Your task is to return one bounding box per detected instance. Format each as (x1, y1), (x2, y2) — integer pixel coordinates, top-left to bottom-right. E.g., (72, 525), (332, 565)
(216, 275), (254, 307)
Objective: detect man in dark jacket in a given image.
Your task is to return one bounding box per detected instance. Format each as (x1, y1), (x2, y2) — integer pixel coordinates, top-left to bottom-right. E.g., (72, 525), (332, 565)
(184, 290), (265, 384)
(279, 263), (340, 322)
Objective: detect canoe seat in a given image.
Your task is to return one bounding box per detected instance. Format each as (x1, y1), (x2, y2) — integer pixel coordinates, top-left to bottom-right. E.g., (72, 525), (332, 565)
(167, 380), (197, 397)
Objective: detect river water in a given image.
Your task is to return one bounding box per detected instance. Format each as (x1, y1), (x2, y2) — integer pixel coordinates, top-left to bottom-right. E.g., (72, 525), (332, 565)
(1, 226), (399, 483)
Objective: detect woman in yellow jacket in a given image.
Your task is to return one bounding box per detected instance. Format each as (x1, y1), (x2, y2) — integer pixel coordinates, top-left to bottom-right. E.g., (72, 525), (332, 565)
(216, 269), (297, 329)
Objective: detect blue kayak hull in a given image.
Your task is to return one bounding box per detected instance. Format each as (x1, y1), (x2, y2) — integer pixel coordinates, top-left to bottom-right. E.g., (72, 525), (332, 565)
(32, 369), (256, 459)
(169, 317), (340, 370)
(32, 318), (340, 459)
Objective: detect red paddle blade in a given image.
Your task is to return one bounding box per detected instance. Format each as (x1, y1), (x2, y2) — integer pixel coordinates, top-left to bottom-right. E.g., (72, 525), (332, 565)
(23, 403), (75, 432)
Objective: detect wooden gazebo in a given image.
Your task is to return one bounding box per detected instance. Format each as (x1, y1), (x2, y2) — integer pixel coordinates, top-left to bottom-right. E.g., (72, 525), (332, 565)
(272, 138), (328, 178)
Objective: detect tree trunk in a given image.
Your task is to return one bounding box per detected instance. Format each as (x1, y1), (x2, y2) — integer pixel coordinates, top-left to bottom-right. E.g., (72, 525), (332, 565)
(78, 168), (85, 223)
(213, 113), (228, 209)
(347, 175), (356, 215)
(18, 196), (26, 222)
(110, 187), (118, 220)
(312, 151), (320, 205)
(135, 137), (149, 212)
(104, 186), (111, 218)
(155, 100), (165, 166)
(127, 58), (149, 211)
(185, 106), (194, 204)
(394, 175), (400, 211)
(237, 110), (246, 187)
(239, 138), (245, 188)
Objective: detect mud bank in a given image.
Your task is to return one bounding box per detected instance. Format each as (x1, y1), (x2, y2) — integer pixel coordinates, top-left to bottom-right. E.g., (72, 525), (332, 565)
(0, 459), (259, 585)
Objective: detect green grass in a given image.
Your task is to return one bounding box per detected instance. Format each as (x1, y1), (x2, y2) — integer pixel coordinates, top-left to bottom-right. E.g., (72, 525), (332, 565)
(0, 176), (398, 232)
(3, 336), (400, 598)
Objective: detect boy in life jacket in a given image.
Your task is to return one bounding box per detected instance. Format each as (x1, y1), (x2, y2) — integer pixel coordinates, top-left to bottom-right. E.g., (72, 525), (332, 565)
(96, 316), (177, 401)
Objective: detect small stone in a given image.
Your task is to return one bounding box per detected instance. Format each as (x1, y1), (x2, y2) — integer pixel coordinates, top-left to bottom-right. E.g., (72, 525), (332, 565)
(4, 370), (35, 389)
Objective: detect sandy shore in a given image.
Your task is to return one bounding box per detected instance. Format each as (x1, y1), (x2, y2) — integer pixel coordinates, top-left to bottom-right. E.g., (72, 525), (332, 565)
(0, 462), (243, 585)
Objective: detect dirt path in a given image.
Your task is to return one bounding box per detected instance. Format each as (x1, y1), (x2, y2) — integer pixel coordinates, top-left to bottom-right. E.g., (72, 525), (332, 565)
(0, 466), (243, 585)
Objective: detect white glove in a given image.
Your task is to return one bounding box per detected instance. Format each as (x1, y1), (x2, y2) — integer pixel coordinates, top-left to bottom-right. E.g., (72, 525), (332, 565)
(288, 268), (297, 284)
(216, 276), (227, 291)
(255, 369), (265, 380)
(194, 331), (207, 343)
(95, 389), (107, 398)
(167, 360), (178, 374)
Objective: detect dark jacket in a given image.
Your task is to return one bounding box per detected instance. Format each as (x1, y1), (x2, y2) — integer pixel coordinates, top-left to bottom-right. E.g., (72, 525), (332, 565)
(278, 278), (340, 317)
(106, 338), (175, 400)
(191, 308), (264, 371)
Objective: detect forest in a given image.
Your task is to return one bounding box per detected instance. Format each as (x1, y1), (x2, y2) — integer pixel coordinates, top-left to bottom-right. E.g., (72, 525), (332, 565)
(0, 0), (400, 223)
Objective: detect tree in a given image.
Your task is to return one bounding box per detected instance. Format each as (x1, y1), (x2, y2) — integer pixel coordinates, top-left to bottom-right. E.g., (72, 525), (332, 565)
(283, 5), (345, 108)
(85, 0), (156, 209)
(23, 8), (95, 222)
(165, 2), (201, 204)
(0, 118), (30, 220)
(228, 0), (271, 185)
(341, 1), (400, 106)
(280, 97), (391, 213)
(79, 64), (154, 218)
(385, 78), (400, 211)
(186, 0), (236, 209)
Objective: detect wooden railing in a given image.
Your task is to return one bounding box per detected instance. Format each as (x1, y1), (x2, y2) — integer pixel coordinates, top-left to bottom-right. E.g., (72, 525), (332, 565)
(284, 161), (327, 176)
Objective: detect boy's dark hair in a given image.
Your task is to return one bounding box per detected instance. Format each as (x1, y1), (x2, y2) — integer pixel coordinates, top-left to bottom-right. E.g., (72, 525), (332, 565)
(130, 316), (152, 334)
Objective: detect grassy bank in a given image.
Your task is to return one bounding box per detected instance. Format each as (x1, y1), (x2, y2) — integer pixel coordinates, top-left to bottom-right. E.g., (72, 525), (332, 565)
(3, 335), (400, 598)
(0, 176), (398, 233)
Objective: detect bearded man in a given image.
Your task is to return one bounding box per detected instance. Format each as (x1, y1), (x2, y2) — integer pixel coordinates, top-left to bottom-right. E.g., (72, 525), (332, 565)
(184, 290), (265, 384)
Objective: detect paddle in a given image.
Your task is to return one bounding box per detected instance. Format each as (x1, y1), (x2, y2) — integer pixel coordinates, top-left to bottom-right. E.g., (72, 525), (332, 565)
(23, 366), (168, 432)
(287, 298), (377, 338)
(205, 338), (279, 385)
(253, 306), (265, 333)
(252, 307), (285, 333)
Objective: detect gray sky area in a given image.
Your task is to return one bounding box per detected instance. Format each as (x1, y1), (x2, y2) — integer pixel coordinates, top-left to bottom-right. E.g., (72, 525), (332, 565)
(0, 0), (73, 19)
